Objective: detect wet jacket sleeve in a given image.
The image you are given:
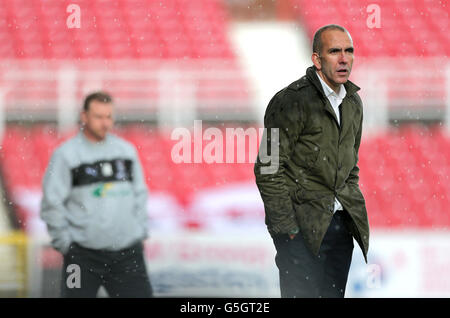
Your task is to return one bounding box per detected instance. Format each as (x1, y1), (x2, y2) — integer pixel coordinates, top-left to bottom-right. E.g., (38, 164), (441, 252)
(347, 104), (363, 187)
(254, 91), (303, 235)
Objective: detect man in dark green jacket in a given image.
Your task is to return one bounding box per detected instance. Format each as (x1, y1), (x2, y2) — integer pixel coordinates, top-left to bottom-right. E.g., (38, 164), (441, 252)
(254, 24), (369, 298)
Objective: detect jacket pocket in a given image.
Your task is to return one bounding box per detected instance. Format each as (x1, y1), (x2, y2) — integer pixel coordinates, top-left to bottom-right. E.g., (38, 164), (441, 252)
(293, 186), (329, 206)
(305, 147), (322, 171)
(302, 125), (323, 136)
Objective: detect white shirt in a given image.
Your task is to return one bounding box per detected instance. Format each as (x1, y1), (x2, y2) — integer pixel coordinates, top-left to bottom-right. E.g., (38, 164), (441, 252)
(316, 72), (346, 213)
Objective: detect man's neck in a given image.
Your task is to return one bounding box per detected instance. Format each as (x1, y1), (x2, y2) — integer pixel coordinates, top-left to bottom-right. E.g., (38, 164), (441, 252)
(82, 129), (106, 143)
(317, 71), (341, 95)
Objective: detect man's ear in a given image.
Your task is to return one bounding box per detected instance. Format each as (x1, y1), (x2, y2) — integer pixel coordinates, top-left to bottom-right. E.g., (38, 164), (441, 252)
(311, 52), (321, 70)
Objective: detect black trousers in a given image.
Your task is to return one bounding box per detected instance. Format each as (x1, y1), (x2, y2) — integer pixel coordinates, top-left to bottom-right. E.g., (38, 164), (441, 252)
(61, 241), (153, 298)
(272, 210), (354, 298)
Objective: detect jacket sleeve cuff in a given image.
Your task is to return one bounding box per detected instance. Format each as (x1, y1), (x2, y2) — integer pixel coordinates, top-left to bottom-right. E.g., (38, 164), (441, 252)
(271, 214), (299, 235)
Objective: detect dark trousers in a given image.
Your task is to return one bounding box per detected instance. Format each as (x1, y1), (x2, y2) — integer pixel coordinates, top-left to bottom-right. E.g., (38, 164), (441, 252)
(272, 210), (354, 298)
(61, 241), (153, 298)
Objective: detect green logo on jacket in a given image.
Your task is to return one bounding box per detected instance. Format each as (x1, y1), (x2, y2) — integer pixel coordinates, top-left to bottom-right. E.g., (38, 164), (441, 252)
(92, 183), (131, 197)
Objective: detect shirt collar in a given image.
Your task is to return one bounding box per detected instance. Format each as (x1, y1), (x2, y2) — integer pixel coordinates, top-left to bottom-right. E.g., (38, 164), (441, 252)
(316, 71), (346, 100)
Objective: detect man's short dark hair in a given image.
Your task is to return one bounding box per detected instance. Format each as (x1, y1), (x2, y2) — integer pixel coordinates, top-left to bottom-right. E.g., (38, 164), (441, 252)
(312, 24), (351, 55)
(83, 91), (113, 112)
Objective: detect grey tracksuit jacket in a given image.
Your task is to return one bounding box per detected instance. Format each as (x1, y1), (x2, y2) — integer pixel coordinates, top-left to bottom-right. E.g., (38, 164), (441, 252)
(40, 131), (148, 254)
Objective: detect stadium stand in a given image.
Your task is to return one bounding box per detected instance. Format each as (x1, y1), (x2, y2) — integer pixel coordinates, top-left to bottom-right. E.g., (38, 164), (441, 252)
(1, 123), (450, 230)
(0, 0), (448, 233)
(0, 0), (234, 59)
(0, 0), (449, 297)
(0, 0), (252, 119)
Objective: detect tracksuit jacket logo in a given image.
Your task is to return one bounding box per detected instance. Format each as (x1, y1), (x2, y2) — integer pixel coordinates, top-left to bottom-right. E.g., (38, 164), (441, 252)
(93, 183), (114, 197)
(71, 159), (134, 198)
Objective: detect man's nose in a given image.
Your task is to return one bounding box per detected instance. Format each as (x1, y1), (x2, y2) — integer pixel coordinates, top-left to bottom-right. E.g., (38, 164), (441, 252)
(338, 52), (348, 64)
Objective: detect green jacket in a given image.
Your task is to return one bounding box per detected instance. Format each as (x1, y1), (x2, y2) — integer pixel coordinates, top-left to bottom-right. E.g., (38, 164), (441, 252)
(254, 66), (369, 262)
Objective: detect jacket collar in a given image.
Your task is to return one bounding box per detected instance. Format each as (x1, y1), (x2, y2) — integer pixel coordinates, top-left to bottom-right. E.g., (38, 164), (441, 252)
(306, 66), (360, 142)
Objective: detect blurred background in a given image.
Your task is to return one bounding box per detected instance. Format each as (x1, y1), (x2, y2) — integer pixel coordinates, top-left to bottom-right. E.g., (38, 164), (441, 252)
(0, 0), (449, 297)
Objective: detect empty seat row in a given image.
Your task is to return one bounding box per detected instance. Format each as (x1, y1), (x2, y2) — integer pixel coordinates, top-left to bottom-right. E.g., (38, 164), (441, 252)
(0, 0), (234, 59)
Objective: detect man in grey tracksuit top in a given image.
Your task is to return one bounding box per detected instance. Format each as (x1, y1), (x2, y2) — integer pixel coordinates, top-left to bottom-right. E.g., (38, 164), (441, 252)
(40, 92), (153, 297)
